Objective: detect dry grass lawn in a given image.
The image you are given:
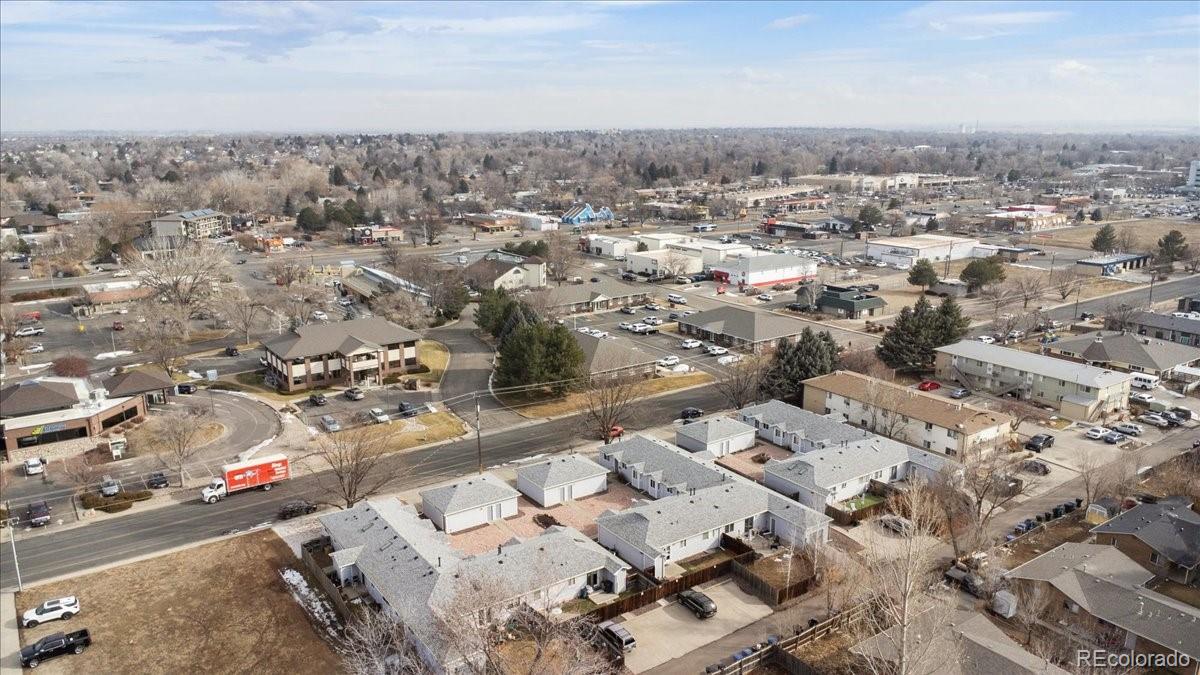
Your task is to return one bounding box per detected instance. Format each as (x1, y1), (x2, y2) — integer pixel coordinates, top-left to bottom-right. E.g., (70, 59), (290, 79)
(16, 530), (339, 675)
(342, 411), (466, 452)
(994, 514), (1093, 569)
(500, 372), (715, 419)
(748, 550), (815, 588)
(410, 340), (450, 384)
(1036, 218), (1185, 251)
(123, 418), (225, 458)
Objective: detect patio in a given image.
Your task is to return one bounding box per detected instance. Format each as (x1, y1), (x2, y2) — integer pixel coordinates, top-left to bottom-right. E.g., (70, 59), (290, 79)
(447, 481), (643, 555)
(715, 443), (793, 482)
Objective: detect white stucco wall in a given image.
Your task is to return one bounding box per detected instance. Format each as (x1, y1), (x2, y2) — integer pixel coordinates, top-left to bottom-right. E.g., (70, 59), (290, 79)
(425, 496), (518, 533)
(516, 473), (607, 507)
(675, 429), (757, 457)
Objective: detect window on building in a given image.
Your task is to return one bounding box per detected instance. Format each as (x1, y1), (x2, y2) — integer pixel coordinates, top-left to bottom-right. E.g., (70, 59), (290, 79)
(1150, 551), (1162, 566)
(925, 422), (933, 431)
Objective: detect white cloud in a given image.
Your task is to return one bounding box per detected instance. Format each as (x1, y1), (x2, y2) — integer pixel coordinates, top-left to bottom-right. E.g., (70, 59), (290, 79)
(379, 13), (599, 36)
(768, 14), (814, 30)
(1051, 59), (1096, 79)
(0, 0), (121, 25)
(903, 2), (1067, 39)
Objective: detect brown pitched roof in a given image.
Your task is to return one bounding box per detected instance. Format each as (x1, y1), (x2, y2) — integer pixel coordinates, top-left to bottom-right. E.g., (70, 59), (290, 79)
(263, 317), (420, 360)
(0, 379), (82, 417)
(464, 257), (520, 286)
(575, 333), (657, 375)
(103, 367), (175, 397)
(804, 370), (1013, 435)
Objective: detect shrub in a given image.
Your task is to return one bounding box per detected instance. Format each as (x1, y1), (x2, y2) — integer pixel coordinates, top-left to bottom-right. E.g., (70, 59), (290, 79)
(10, 288), (74, 302)
(80, 490), (153, 514)
(206, 382), (245, 392)
(752, 452), (770, 464)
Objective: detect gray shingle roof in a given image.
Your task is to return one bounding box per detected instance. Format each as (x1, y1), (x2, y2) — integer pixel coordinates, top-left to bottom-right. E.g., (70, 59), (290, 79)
(575, 333), (657, 374)
(0, 377), (87, 417)
(597, 481), (828, 559)
(459, 525), (629, 589)
(262, 317), (420, 360)
(765, 436), (948, 494)
(675, 417), (756, 446)
(1133, 311), (1200, 334)
(678, 306), (808, 344)
(102, 367), (176, 397)
(515, 454), (608, 490)
(541, 278), (647, 307)
(1006, 543), (1200, 660)
(420, 473), (520, 516)
(1091, 499), (1200, 569)
(600, 435), (731, 493)
(738, 400), (872, 446)
(936, 340), (1134, 388)
(1050, 331), (1200, 372)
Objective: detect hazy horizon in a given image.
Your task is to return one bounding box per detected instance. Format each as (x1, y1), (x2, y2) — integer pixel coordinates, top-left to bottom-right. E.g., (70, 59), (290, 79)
(2, 0), (1198, 134)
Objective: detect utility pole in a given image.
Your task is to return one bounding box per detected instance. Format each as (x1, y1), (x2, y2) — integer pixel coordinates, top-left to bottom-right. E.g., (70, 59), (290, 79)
(1073, 282), (1082, 319)
(1147, 273), (1156, 308)
(7, 522), (22, 591)
(475, 393), (483, 475)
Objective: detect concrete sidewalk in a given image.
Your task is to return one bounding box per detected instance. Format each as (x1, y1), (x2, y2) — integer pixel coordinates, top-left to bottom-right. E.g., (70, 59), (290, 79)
(1, 592), (21, 675)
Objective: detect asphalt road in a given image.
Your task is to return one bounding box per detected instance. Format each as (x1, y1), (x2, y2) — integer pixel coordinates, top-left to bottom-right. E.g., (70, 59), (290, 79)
(0, 383), (726, 588)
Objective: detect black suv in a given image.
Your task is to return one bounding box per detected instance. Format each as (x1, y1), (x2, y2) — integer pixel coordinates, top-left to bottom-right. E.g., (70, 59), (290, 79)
(21, 630), (91, 669)
(678, 589), (717, 619)
(1024, 434), (1054, 452)
(224, 346), (240, 357)
(279, 500), (318, 520)
(176, 383), (197, 394)
(27, 501), (51, 527)
(398, 401), (425, 418)
(146, 471), (170, 489)
(680, 407), (704, 420)
(309, 393), (328, 406)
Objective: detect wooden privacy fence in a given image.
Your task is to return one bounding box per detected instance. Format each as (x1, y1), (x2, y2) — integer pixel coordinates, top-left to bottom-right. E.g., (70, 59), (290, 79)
(730, 558), (814, 608)
(707, 600), (872, 675)
(301, 536), (355, 620)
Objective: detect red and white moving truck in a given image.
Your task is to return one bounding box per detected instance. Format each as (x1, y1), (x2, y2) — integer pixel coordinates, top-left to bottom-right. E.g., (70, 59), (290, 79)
(201, 453), (290, 503)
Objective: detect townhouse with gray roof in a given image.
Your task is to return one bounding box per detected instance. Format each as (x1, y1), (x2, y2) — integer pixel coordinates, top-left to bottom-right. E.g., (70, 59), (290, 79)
(675, 417), (757, 457)
(738, 399), (873, 453)
(319, 499), (629, 673)
(515, 454), (609, 507)
(420, 473), (520, 533)
(1005, 543), (1200, 670)
(1046, 331), (1200, 381)
(1091, 498), (1200, 584)
(764, 435), (949, 511)
(1132, 311), (1200, 347)
(935, 340), (1132, 421)
(597, 434), (731, 498)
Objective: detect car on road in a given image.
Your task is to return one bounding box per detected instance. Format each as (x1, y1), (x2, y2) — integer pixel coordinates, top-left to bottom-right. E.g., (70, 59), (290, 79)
(706, 345), (728, 356)
(620, 305), (637, 314)
(111, 320), (125, 331)
(621, 273), (638, 282)
(680, 339), (703, 349)
(879, 514), (914, 535)
(309, 393), (328, 406)
(344, 387), (365, 401)
(618, 322), (634, 331)
(1130, 392), (1156, 405)
(977, 335), (995, 344)
(20, 629), (91, 669)
(99, 476), (121, 497)
(678, 589), (717, 619)
(27, 500), (51, 527)
(146, 471), (170, 489)
(26, 343), (44, 354)
(657, 355), (681, 367)
(311, 310), (329, 322)
(320, 415), (341, 432)
(1025, 434), (1054, 452)
(1022, 460), (1051, 475)
(14, 325), (45, 337)
(236, 259), (247, 264)
(1085, 426), (1107, 440)
(22, 597), (80, 628)
(592, 330), (610, 338)
(1102, 431), (1125, 445)
(23, 458), (44, 476)
(1006, 330), (1024, 340)
(1111, 422), (1143, 436)
(948, 387), (970, 399)
(279, 499), (318, 520)
(1138, 413), (1170, 428)
(916, 380), (940, 392)
(577, 327), (595, 336)
(597, 620), (636, 652)
(176, 383), (197, 394)
(368, 408), (390, 424)
(224, 346), (240, 356)
(667, 293), (688, 305)
(680, 407), (704, 420)
(1079, 312), (1097, 320)
(756, 293), (773, 302)
(717, 354), (742, 366)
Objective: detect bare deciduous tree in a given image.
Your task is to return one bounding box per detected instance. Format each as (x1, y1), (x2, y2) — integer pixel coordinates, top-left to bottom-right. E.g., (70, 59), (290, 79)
(1049, 270), (1082, 301)
(266, 260), (311, 288)
(935, 446), (1036, 554)
(217, 290), (266, 345)
(578, 375), (641, 444)
(154, 409), (213, 487)
(1103, 302), (1140, 331)
(838, 350), (894, 380)
(542, 230), (581, 283)
(994, 398), (1044, 437)
(712, 356), (766, 410)
(127, 301), (189, 373)
(127, 239), (228, 322)
(336, 609), (428, 675)
(659, 248), (693, 279)
(980, 283), (1017, 318)
(1012, 275), (1046, 309)
(861, 379), (910, 442)
(1072, 445), (1111, 507)
(371, 291), (431, 330)
(306, 428), (420, 509)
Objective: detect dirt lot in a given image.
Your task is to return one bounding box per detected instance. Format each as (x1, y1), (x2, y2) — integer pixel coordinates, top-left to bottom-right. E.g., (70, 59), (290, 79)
(124, 417), (225, 458)
(747, 550), (814, 588)
(993, 513), (1093, 569)
(16, 530), (339, 674)
(447, 483), (642, 555)
(1037, 218), (1185, 251)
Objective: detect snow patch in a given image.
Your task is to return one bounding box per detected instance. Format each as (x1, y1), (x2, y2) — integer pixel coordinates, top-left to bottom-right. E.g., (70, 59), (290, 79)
(94, 350), (135, 360)
(280, 568), (341, 638)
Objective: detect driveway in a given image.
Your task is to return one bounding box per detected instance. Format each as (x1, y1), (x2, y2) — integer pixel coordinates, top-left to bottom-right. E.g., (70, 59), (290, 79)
(428, 305), (523, 430)
(618, 579), (773, 673)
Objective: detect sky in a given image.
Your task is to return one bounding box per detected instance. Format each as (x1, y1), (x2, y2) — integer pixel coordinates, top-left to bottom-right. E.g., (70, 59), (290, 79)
(1, 0), (1197, 134)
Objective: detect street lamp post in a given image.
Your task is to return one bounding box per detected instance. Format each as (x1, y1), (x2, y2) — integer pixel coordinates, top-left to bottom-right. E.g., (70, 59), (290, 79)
(7, 521), (22, 591)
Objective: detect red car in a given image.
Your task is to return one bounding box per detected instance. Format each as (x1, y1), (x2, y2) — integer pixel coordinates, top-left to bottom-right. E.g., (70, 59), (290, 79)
(111, 321), (125, 331)
(917, 380), (940, 392)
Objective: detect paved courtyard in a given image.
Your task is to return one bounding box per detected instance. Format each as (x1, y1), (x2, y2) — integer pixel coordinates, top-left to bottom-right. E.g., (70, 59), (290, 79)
(715, 443), (793, 481)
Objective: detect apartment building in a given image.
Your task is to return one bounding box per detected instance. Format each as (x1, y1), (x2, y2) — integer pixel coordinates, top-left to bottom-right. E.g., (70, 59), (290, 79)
(801, 371), (1013, 457)
(261, 317), (421, 392)
(935, 341), (1132, 421)
(1132, 311), (1200, 346)
(147, 208), (229, 239)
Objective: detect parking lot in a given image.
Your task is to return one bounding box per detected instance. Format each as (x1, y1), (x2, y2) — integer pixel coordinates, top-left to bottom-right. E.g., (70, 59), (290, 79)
(294, 384), (432, 430)
(618, 579), (773, 673)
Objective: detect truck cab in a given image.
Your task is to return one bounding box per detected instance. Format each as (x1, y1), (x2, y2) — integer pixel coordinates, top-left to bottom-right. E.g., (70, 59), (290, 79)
(202, 478), (230, 503)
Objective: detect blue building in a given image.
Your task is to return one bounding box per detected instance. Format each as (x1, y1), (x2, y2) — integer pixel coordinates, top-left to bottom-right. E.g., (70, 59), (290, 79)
(562, 203), (614, 225)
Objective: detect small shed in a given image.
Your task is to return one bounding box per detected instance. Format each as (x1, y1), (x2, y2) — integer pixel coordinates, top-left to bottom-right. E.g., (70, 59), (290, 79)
(419, 473), (519, 533)
(675, 417), (757, 457)
(515, 454), (609, 507)
(1085, 497), (1122, 525)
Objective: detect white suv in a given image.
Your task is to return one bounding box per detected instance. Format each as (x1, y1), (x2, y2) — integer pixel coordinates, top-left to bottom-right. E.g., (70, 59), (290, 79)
(679, 339), (703, 349)
(23, 458), (45, 476)
(22, 596), (80, 628)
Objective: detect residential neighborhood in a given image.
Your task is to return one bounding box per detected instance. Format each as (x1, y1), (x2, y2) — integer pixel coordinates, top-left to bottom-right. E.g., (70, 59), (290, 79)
(1, 2), (1198, 674)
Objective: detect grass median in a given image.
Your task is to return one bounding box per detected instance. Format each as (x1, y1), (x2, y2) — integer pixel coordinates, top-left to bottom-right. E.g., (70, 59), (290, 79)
(498, 371), (715, 419)
(336, 411), (466, 453)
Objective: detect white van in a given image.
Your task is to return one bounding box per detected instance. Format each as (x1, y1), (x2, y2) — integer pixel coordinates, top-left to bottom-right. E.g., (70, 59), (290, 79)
(666, 293), (687, 305)
(1130, 373), (1160, 390)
